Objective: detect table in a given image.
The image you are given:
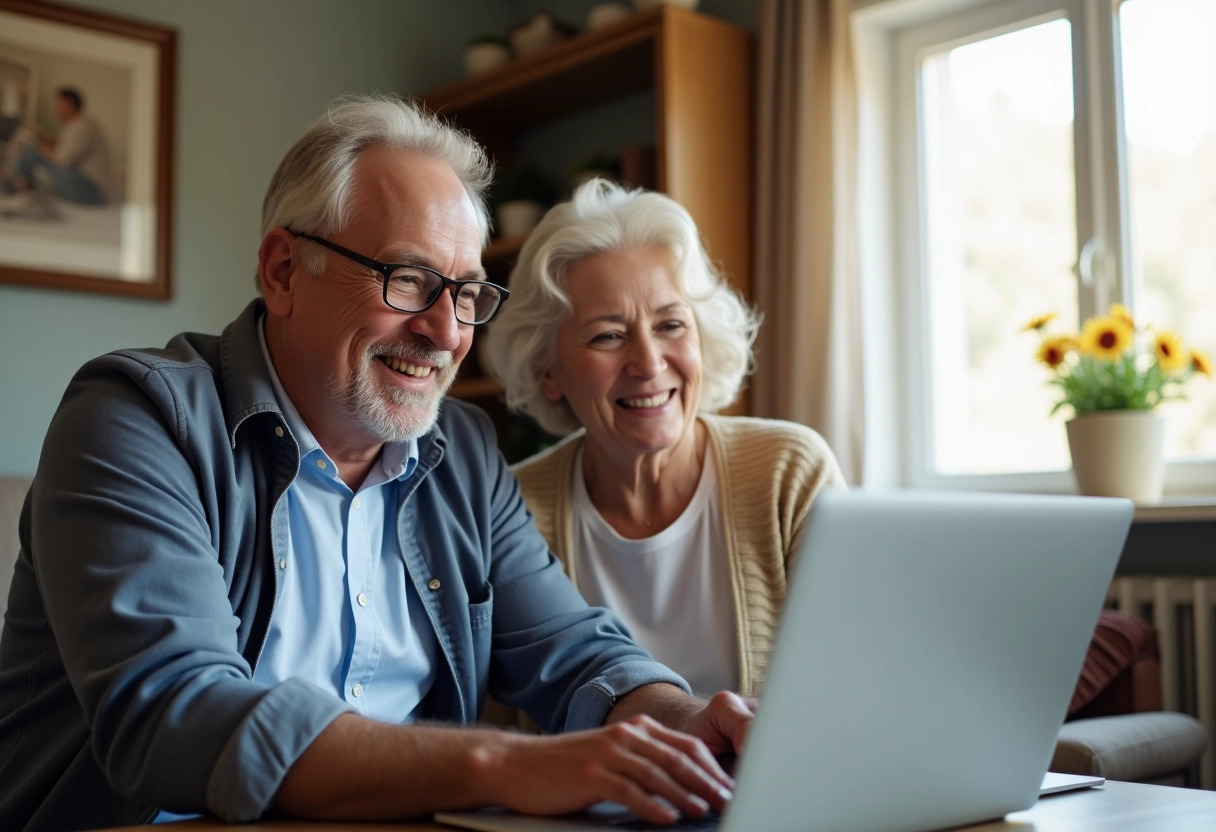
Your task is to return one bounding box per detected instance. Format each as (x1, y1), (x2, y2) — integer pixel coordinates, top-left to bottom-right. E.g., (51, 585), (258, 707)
(97, 780), (1216, 831)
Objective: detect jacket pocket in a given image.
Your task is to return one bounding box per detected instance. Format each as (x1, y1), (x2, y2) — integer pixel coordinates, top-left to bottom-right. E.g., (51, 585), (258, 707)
(468, 582), (493, 630)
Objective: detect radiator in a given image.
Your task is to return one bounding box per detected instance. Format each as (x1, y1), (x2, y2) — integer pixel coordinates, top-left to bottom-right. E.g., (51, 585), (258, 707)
(1108, 577), (1216, 789)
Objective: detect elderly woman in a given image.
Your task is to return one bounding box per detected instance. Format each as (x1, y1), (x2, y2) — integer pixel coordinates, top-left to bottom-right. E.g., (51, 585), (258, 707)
(486, 179), (845, 697)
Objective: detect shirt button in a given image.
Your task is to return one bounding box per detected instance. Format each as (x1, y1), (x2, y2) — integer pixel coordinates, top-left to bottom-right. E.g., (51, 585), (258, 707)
(352, 684), (363, 698)
(274, 426), (284, 438)
(427, 578), (441, 591)
(357, 593), (368, 606)
(316, 459), (328, 470)
(279, 559), (287, 570)
(352, 497), (361, 509)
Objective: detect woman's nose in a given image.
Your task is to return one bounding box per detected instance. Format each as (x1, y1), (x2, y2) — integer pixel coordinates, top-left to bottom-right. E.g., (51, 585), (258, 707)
(626, 334), (666, 378)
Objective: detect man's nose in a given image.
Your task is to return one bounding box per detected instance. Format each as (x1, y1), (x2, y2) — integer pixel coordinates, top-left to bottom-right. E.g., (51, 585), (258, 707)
(407, 286), (463, 352)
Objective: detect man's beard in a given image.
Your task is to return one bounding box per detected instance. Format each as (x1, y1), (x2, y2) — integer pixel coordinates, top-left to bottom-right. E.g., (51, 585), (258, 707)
(331, 339), (456, 443)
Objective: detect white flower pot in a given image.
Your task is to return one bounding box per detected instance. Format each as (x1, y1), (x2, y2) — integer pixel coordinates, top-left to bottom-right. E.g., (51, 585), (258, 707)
(1065, 410), (1165, 503)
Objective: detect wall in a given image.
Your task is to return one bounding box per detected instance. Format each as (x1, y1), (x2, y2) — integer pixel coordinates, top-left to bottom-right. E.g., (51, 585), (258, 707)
(0, 0), (505, 475)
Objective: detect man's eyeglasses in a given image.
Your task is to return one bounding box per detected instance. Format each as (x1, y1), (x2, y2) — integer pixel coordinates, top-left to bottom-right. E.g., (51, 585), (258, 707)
(293, 232), (509, 325)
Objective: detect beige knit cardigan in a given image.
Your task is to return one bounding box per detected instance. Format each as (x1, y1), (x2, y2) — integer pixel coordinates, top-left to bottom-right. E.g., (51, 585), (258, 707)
(512, 414), (846, 697)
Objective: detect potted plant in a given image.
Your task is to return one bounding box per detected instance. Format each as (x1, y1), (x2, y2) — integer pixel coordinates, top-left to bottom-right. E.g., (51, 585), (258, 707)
(1023, 304), (1211, 502)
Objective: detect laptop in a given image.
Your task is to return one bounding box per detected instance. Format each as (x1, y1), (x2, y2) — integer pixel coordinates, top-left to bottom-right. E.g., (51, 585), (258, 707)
(436, 490), (1131, 832)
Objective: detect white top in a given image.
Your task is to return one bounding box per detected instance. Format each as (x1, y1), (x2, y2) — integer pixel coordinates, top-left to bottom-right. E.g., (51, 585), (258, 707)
(57, 115), (110, 196)
(570, 447), (738, 695)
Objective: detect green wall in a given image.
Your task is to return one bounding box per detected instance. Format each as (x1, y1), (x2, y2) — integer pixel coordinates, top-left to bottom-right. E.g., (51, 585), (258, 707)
(0, 0), (505, 474)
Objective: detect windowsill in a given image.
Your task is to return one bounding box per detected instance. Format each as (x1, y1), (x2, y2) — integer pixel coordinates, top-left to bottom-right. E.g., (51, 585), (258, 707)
(1133, 497), (1216, 523)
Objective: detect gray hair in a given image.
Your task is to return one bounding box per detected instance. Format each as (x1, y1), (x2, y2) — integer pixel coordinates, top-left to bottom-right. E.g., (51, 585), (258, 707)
(486, 178), (760, 436)
(258, 93), (493, 282)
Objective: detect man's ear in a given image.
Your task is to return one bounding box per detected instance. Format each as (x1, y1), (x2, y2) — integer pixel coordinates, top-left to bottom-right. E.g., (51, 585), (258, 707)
(258, 229), (300, 317)
(540, 368), (564, 402)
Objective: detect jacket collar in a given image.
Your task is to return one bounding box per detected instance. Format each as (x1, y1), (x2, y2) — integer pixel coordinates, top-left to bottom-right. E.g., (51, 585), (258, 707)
(220, 299), (283, 449)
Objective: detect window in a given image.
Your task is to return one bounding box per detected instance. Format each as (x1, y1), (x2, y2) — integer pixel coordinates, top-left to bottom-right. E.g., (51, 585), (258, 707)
(856, 0), (1216, 494)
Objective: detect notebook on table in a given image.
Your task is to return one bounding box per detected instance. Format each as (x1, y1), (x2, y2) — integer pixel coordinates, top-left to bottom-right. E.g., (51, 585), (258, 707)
(436, 490), (1131, 832)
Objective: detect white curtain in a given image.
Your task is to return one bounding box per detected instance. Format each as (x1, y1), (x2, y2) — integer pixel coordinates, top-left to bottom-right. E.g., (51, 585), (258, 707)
(752, 0), (865, 483)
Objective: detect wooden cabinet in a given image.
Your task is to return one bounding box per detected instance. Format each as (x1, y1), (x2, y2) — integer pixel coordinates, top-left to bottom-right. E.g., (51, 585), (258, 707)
(420, 6), (753, 455)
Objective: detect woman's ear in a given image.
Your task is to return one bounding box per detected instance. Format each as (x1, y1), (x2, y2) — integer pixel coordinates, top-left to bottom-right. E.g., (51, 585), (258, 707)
(540, 369), (564, 402)
(258, 229), (300, 317)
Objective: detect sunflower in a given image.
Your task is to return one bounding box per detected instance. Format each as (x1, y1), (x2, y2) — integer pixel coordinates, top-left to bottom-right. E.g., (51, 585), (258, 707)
(1154, 330), (1188, 372)
(1192, 348), (1212, 378)
(1108, 303), (1135, 329)
(1078, 316), (1134, 361)
(1021, 312), (1058, 332)
(1036, 336), (1072, 369)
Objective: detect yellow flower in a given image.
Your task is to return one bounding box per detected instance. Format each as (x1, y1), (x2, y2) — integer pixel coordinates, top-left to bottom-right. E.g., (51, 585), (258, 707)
(1192, 348), (1212, 378)
(1036, 336), (1072, 369)
(1109, 303), (1135, 329)
(1022, 312), (1057, 332)
(1154, 331), (1188, 372)
(1078, 316), (1134, 361)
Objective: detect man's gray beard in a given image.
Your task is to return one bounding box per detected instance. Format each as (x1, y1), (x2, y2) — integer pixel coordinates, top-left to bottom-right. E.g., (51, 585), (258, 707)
(332, 345), (455, 443)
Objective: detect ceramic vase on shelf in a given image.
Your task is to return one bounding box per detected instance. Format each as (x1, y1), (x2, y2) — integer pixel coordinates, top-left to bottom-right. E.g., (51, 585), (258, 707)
(495, 200), (544, 238)
(1065, 410), (1165, 503)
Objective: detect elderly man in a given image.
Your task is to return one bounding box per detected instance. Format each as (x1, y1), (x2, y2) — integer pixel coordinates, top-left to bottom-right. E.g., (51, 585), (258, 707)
(0, 95), (751, 831)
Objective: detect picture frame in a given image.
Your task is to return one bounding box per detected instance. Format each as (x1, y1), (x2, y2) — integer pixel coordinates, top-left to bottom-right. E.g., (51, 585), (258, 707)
(0, 0), (175, 299)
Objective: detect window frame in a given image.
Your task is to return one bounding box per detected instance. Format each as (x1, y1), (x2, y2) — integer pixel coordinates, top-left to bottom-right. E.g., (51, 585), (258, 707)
(853, 0), (1216, 496)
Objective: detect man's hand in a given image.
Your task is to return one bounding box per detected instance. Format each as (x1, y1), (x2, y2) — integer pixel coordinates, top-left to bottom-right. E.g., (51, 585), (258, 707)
(483, 717), (735, 825)
(672, 691), (758, 758)
(607, 684), (758, 758)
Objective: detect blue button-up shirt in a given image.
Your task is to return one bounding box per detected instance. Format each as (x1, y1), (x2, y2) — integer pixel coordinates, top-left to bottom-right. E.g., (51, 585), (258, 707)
(254, 320), (438, 721)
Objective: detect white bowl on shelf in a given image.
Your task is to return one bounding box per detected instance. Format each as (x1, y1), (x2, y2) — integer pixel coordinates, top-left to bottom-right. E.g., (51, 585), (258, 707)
(464, 42), (511, 76)
(589, 3), (632, 29)
(495, 200), (545, 238)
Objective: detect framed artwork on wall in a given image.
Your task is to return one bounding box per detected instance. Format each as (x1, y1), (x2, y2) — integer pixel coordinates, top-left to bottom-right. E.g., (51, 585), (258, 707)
(0, 0), (175, 299)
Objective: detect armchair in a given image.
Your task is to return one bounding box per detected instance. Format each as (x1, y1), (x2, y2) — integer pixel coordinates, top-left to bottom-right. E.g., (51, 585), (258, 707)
(1052, 609), (1207, 786)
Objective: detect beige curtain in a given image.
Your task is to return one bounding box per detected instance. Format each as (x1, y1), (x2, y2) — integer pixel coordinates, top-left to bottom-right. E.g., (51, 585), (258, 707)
(752, 0), (864, 483)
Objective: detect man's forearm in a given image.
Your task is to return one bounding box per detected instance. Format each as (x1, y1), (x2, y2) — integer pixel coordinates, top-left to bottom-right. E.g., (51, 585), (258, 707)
(273, 706), (737, 824)
(273, 713), (510, 819)
(605, 682), (705, 730)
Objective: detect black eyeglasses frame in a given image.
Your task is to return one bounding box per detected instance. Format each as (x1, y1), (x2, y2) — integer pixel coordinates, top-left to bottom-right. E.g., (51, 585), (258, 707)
(292, 231), (509, 325)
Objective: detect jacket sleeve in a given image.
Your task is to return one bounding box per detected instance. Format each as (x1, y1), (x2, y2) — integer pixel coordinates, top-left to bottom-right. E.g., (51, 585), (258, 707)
(29, 356), (351, 821)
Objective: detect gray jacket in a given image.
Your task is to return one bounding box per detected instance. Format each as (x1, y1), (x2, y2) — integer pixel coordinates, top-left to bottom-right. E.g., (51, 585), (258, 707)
(0, 300), (685, 831)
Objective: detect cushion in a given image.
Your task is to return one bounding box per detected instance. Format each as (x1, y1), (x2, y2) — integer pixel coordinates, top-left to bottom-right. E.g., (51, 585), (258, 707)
(1068, 609), (1160, 718)
(1053, 711), (1208, 782)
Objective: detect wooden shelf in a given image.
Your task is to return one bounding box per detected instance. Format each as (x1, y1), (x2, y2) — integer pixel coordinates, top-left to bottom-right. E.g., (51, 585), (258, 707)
(421, 6), (753, 422)
(425, 9), (670, 134)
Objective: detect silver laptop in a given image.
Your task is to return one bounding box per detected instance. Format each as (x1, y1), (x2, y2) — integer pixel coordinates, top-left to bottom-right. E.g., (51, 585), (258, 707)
(437, 490), (1131, 832)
